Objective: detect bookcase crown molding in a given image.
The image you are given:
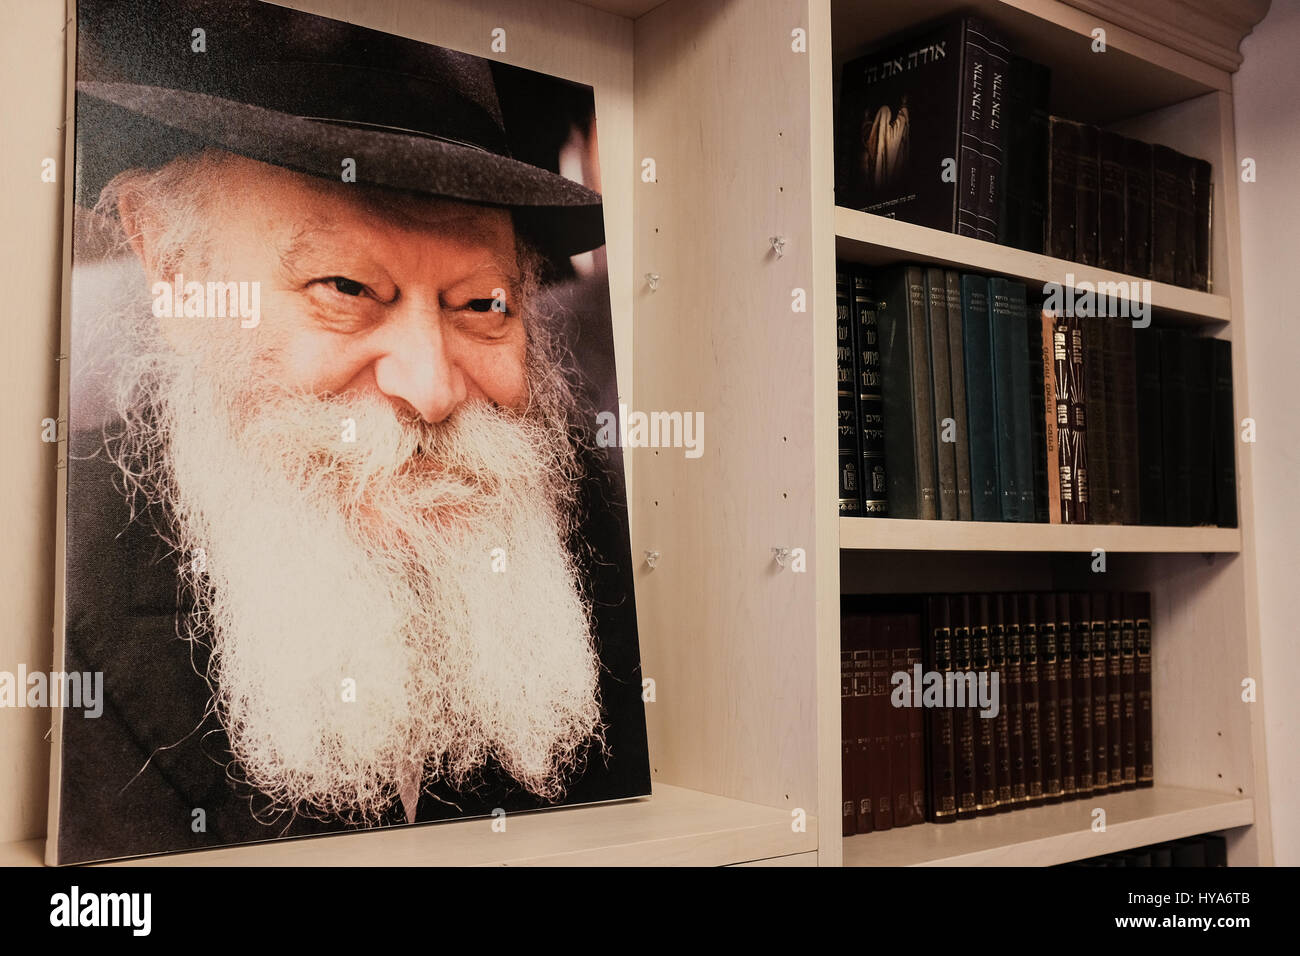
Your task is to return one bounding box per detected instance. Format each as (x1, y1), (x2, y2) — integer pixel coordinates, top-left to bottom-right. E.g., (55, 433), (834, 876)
(1061, 0), (1271, 72)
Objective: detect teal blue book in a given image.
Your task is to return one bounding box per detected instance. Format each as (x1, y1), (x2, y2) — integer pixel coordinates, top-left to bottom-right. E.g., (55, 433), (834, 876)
(989, 277), (1031, 522)
(961, 275), (1000, 521)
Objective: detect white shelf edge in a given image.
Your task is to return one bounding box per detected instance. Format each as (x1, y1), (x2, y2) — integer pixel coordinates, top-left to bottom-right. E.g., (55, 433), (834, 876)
(835, 207), (1232, 325)
(840, 517), (1242, 554)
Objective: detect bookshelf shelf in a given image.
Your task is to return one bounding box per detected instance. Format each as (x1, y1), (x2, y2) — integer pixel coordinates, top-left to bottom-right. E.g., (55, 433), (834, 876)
(0, 784), (814, 868)
(842, 786), (1254, 867)
(834, 208), (1234, 325)
(839, 517), (1242, 554)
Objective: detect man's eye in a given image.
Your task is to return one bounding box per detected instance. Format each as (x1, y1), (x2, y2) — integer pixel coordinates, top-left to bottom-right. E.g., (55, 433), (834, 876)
(465, 298), (506, 313)
(318, 277), (368, 297)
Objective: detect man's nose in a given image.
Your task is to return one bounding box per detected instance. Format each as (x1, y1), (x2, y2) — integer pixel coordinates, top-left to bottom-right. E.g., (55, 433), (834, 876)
(370, 306), (467, 423)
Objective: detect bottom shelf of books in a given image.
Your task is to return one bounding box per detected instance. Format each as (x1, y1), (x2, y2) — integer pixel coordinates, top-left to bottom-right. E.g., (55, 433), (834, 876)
(842, 786), (1253, 867)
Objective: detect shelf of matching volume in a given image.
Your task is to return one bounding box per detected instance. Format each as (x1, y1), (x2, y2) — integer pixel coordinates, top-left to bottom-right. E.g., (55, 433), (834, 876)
(842, 786), (1253, 867)
(839, 518), (1242, 554)
(834, 208), (1233, 326)
(0, 784), (815, 867)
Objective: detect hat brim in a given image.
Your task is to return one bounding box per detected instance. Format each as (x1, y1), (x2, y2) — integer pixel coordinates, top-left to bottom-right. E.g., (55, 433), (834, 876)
(75, 82), (606, 257)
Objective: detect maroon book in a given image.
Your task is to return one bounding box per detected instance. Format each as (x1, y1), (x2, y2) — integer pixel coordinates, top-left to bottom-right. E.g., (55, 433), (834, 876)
(1131, 592), (1154, 787)
(1090, 593), (1111, 792)
(871, 619), (894, 831)
(889, 618), (914, 828)
(925, 596), (958, 823)
(850, 617), (874, 834)
(1120, 594), (1139, 790)
(1017, 594), (1044, 806)
(1055, 592), (1077, 799)
(1037, 592), (1063, 802)
(1106, 594), (1125, 790)
(904, 615), (928, 825)
(1070, 592), (1095, 795)
(841, 647), (855, 836)
(954, 595), (979, 819)
(999, 594), (1028, 806)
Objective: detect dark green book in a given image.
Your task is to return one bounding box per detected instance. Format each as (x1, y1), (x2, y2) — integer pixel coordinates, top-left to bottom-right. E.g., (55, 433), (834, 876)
(961, 275), (1000, 521)
(925, 267), (959, 519)
(944, 272), (973, 520)
(989, 277), (1031, 521)
(852, 270), (889, 515)
(1027, 302), (1049, 522)
(876, 266), (937, 518)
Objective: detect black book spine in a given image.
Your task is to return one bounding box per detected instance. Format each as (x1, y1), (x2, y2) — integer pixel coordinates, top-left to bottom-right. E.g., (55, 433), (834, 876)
(925, 596), (957, 822)
(1001, 595), (1028, 806)
(1075, 124), (1101, 266)
(1159, 329), (1192, 526)
(990, 278), (1024, 521)
(1084, 317), (1111, 524)
(1189, 338), (1216, 526)
(957, 20), (989, 237)
(998, 57), (1030, 249)
(853, 271), (889, 515)
(1038, 595), (1064, 802)
(1019, 594), (1044, 806)
(1071, 595), (1094, 795)
(944, 272), (973, 520)
(836, 267), (863, 517)
(1090, 600), (1110, 793)
(972, 596), (1000, 815)
(1151, 145), (1181, 285)
(1028, 305), (1050, 523)
(1119, 596), (1138, 790)
(1007, 282), (1036, 520)
(1105, 596), (1124, 789)
(1212, 339), (1238, 527)
(1047, 118), (1078, 260)
(875, 268), (924, 518)
(975, 23), (1009, 244)
(1104, 317), (1139, 524)
(1192, 158), (1213, 292)
(1098, 131), (1127, 272)
(962, 276), (1001, 521)
(1024, 63), (1051, 254)
(1055, 594), (1077, 798)
(1066, 316), (1091, 523)
(1125, 138), (1153, 278)
(1132, 592), (1154, 787)
(1134, 329), (1165, 524)
(954, 597), (979, 819)
(1174, 152), (1196, 288)
(926, 268), (959, 519)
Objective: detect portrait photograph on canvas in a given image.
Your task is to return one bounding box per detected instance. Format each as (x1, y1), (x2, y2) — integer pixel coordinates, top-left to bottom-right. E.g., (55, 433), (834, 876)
(49, 0), (649, 865)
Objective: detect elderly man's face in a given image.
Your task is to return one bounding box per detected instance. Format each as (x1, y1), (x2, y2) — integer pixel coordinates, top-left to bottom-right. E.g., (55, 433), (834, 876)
(133, 152), (528, 420)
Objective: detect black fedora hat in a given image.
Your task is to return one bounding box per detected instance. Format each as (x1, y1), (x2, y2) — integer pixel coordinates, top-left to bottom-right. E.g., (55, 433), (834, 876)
(74, 0), (605, 256)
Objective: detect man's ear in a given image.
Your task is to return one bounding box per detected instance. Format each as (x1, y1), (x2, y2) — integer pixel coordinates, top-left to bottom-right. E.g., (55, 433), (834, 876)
(114, 188), (156, 276)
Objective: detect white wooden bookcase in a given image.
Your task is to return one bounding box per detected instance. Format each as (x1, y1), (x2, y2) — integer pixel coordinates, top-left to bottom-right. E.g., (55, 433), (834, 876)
(0, 0), (1271, 867)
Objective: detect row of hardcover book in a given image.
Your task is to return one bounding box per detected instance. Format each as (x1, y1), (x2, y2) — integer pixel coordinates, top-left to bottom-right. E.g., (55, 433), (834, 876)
(834, 15), (1213, 291)
(840, 591), (1152, 837)
(836, 262), (1238, 526)
(1069, 833), (1228, 867)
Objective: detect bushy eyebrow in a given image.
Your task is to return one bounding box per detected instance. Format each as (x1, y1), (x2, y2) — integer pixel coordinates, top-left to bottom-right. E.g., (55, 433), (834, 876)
(276, 223), (346, 279)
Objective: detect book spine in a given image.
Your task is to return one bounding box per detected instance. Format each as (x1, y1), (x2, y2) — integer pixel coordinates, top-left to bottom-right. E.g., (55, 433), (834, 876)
(1038, 595), (1064, 802)
(962, 276), (1001, 521)
(1075, 124), (1101, 266)
(1047, 118), (1078, 260)
(871, 623), (894, 831)
(1125, 138), (1153, 278)
(1019, 594), (1044, 806)
(956, 20), (989, 237)
(890, 626), (913, 826)
(973, 600), (998, 815)
(975, 23), (1009, 244)
(1174, 152), (1196, 288)
(1090, 600), (1111, 793)
(998, 56), (1029, 249)
(1071, 593), (1095, 794)
(1105, 595), (1124, 789)
(853, 644), (874, 833)
(1120, 597), (1138, 790)
(1135, 329), (1165, 524)
(1067, 316), (1091, 522)
(1028, 306), (1050, 522)
(1133, 592), (1154, 787)
(987, 598), (1013, 811)
(876, 268), (922, 518)
(906, 622), (927, 825)
(1007, 282), (1036, 520)
(989, 278), (1024, 521)
(1189, 338), (1216, 526)
(1105, 317), (1140, 524)
(926, 268), (959, 519)
(944, 272), (973, 520)
(1151, 145), (1181, 285)
(1098, 131), (1127, 272)
(1084, 317), (1111, 524)
(1000, 596), (1027, 806)
(908, 267), (939, 519)
(1055, 594), (1077, 798)
(1213, 340), (1238, 527)
(836, 267), (863, 517)
(925, 596), (958, 822)
(841, 648), (856, 835)
(1041, 311), (1063, 522)
(1024, 63), (1051, 254)
(854, 271), (889, 515)
(1192, 158), (1212, 292)
(953, 597), (979, 819)
(1159, 329), (1192, 526)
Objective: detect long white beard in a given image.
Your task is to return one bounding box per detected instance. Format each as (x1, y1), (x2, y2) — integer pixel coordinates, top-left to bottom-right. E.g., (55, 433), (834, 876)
(120, 330), (603, 825)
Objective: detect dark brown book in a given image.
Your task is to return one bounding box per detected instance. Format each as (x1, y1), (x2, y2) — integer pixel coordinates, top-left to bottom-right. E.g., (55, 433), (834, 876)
(1105, 594), (1125, 789)
(988, 595), (1013, 811)
(1090, 594), (1111, 792)
(852, 636), (873, 833)
(1053, 314), (1078, 521)
(1018, 593), (1044, 806)
(1098, 130), (1127, 272)
(1131, 592), (1154, 787)
(871, 620), (894, 831)
(925, 596), (958, 823)
(841, 647), (855, 836)
(1066, 317), (1091, 522)
(1047, 118), (1079, 260)
(998, 594), (1027, 805)
(1151, 145), (1181, 285)
(1173, 151), (1196, 288)
(889, 620), (913, 827)
(925, 268), (959, 520)
(1075, 124), (1101, 266)
(953, 595), (979, 819)
(1083, 317), (1110, 525)
(1125, 138), (1153, 278)
(1055, 593), (1077, 799)
(1119, 594), (1138, 790)
(972, 595), (999, 815)
(1191, 157), (1212, 292)
(1042, 310), (1064, 522)
(1070, 593), (1095, 794)
(1105, 317), (1141, 524)
(1037, 593), (1064, 802)
(905, 617), (927, 825)
(944, 271), (973, 520)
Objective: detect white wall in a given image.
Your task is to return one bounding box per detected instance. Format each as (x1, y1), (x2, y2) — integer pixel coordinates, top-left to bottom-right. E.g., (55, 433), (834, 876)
(1234, 0), (1300, 867)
